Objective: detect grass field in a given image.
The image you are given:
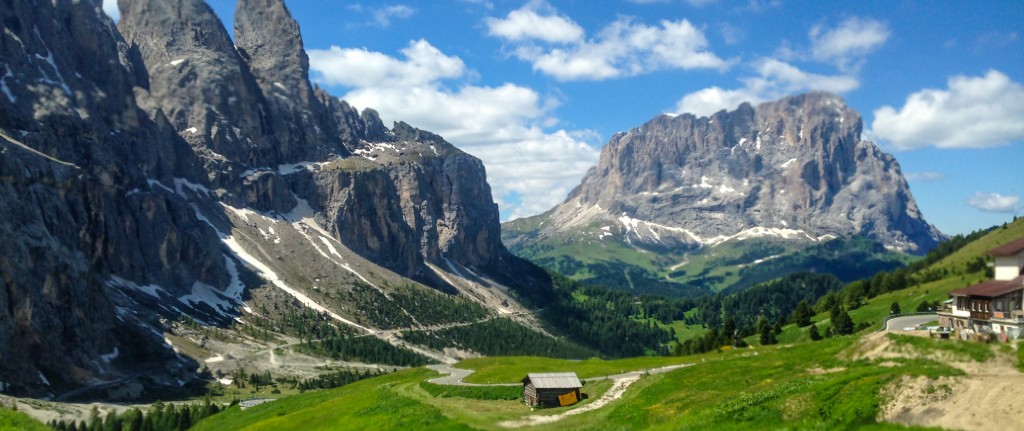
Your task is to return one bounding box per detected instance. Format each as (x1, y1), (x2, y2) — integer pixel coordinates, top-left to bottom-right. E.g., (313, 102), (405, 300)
(0, 409), (49, 431)
(190, 333), (976, 430)
(455, 355), (703, 384)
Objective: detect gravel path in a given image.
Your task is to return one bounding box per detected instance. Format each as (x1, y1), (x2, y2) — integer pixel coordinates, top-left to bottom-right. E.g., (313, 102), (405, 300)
(428, 362), (695, 427)
(498, 374), (641, 428)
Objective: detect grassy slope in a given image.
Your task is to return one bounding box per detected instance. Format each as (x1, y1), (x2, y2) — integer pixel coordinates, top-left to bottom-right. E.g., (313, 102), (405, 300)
(510, 225), (909, 296)
(191, 369), (475, 431)
(194, 336), (958, 430)
(0, 409), (49, 431)
(771, 218), (1024, 344)
(456, 356), (699, 384)
(195, 219), (1024, 430)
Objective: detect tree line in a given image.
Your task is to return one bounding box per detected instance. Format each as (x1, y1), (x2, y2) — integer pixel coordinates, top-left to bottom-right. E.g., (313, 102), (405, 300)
(47, 400), (219, 431)
(542, 273), (675, 357)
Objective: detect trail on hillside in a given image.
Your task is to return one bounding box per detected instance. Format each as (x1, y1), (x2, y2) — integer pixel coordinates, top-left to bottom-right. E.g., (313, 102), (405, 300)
(426, 363), (693, 427)
(497, 374), (641, 428)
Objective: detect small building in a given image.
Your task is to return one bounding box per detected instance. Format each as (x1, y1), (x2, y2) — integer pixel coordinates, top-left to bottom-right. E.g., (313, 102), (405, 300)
(939, 237), (1024, 341)
(521, 372), (583, 407)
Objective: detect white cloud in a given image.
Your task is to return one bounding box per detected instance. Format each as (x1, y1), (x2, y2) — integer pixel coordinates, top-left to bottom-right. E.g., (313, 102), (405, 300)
(809, 17), (890, 71)
(488, 4), (730, 81)
(485, 3), (584, 44)
(466, 130), (601, 220)
(372, 5), (415, 27)
(308, 40), (600, 220)
(674, 58), (859, 117)
(871, 70), (1024, 150)
(309, 41), (464, 88)
(904, 172), (946, 182)
(102, 0), (119, 21)
(968, 192), (1020, 214)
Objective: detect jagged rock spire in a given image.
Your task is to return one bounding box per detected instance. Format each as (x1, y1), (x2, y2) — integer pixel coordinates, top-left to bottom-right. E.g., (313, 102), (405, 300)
(234, 0), (313, 108)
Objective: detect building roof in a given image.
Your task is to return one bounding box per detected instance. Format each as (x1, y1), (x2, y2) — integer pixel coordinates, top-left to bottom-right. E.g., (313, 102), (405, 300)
(989, 237), (1024, 257)
(523, 372), (582, 389)
(950, 276), (1024, 298)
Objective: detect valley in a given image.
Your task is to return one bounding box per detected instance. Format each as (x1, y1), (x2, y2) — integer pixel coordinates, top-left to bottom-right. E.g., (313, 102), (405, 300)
(1, 0), (1021, 430)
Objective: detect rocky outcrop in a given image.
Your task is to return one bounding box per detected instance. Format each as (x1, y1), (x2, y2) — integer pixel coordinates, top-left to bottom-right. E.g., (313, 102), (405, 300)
(0, 0), (228, 397)
(118, 0), (280, 169)
(533, 93), (941, 253)
(314, 123), (504, 278)
(234, 0), (351, 162)
(0, 0), (532, 398)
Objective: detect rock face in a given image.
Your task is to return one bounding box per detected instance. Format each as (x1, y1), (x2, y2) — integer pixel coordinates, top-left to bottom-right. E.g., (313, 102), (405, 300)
(0, 0), (223, 398)
(521, 93), (941, 253)
(0, 0), (530, 398)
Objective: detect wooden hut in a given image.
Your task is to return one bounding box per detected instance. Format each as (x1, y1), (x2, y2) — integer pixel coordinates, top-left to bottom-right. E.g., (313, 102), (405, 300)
(521, 372), (583, 407)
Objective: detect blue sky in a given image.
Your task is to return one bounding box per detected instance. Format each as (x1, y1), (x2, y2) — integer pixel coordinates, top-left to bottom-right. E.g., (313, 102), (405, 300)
(106, 0), (1023, 235)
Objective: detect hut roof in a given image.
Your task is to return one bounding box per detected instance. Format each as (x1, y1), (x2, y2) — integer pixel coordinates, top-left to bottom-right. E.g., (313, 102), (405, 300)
(523, 372), (582, 389)
(950, 276), (1023, 298)
(989, 237), (1024, 257)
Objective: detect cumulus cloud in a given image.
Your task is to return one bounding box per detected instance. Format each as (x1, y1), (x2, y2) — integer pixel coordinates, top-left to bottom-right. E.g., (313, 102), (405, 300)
(487, 3), (730, 81)
(309, 41), (464, 88)
(968, 192), (1020, 214)
(674, 58), (859, 117)
(809, 17), (890, 71)
(468, 130), (601, 220)
(871, 70), (1024, 150)
(485, 3), (583, 43)
(308, 40), (600, 220)
(102, 0), (119, 21)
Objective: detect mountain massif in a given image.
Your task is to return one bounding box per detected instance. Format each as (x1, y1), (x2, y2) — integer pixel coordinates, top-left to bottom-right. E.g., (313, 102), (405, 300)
(0, 0), (549, 399)
(504, 93), (943, 295)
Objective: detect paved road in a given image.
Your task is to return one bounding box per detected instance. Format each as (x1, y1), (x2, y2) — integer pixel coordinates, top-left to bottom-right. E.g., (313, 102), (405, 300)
(884, 314), (938, 331)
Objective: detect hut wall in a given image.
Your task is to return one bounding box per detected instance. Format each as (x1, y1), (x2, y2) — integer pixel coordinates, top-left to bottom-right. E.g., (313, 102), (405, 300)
(523, 383), (539, 406)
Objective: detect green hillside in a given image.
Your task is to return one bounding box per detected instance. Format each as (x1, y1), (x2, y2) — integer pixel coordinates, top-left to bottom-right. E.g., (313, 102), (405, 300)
(189, 217), (1024, 431)
(504, 220), (910, 297)
(191, 334), (968, 430)
(0, 409), (49, 431)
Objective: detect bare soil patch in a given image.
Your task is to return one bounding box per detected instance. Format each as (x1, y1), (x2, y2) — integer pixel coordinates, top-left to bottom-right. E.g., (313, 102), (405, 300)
(856, 332), (1024, 430)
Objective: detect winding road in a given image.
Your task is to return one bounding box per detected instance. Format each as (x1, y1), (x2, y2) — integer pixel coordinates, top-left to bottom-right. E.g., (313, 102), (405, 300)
(883, 314), (938, 331)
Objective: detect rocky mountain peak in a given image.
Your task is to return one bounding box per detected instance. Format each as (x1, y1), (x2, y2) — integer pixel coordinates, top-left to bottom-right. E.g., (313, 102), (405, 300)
(550, 92), (940, 253)
(119, 0), (284, 169)
(234, 0), (314, 110)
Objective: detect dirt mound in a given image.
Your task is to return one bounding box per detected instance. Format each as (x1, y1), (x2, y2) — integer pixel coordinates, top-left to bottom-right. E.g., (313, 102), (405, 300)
(857, 332), (1024, 430)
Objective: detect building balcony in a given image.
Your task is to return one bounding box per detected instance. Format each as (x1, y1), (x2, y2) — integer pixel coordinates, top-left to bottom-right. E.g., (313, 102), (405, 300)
(970, 311), (992, 321)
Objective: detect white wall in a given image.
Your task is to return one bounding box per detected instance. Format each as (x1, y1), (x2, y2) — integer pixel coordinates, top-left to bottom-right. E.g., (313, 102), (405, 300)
(994, 253), (1024, 281)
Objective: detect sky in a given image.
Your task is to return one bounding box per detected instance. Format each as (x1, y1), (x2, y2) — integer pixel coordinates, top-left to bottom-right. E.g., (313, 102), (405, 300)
(103, 0), (1023, 236)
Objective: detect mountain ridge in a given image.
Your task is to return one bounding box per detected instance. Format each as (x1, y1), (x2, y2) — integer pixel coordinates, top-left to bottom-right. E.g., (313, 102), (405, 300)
(0, 0), (553, 399)
(504, 92), (941, 295)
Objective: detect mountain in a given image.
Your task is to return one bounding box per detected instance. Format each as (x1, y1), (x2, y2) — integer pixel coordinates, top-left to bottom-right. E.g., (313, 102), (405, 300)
(0, 0), (553, 399)
(503, 93), (942, 296)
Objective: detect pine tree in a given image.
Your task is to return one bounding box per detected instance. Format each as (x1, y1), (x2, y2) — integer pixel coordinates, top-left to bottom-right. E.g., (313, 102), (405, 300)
(890, 302), (902, 315)
(756, 315), (776, 345)
(831, 304), (855, 335)
(772, 316), (785, 336)
(791, 300), (814, 327)
(102, 411), (120, 431)
(723, 316), (738, 346)
(809, 323), (822, 341)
